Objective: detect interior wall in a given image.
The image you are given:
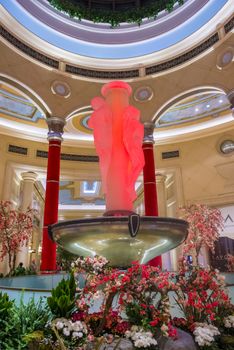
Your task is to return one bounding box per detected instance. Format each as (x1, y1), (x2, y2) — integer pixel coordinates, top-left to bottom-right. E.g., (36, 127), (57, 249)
(155, 128), (234, 207)
(0, 133), (100, 201)
(0, 127), (233, 272)
(1, 128), (233, 211)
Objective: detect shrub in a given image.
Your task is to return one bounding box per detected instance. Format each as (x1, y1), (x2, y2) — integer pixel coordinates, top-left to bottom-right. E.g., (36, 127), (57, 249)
(47, 272), (76, 318)
(1, 295), (50, 349)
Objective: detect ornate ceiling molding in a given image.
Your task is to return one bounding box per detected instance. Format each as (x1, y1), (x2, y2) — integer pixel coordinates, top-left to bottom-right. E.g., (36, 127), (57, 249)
(0, 0), (233, 72)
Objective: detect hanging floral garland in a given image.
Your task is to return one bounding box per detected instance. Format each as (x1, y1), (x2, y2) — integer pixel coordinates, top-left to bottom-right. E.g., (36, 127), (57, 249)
(48, 0), (184, 27)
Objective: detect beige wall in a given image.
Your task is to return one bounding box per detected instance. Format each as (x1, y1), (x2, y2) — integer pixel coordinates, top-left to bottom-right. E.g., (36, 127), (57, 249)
(155, 128), (234, 207)
(0, 133), (100, 200)
(0, 128), (233, 206)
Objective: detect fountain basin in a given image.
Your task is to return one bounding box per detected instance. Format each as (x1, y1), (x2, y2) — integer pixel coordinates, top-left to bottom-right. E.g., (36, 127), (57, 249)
(49, 216), (188, 268)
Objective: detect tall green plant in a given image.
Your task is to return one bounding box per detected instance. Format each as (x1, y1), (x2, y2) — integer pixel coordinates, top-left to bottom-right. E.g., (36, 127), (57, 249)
(0, 291), (13, 322)
(0, 292), (14, 346)
(1, 295), (50, 349)
(47, 271), (76, 318)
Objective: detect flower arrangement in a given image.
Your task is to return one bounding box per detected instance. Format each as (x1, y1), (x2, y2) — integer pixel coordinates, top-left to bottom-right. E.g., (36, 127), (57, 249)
(125, 326), (158, 348)
(46, 254), (234, 350)
(179, 204), (224, 266)
(193, 323), (220, 347)
(0, 254), (233, 349)
(38, 258), (182, 349)
(174, 267), (231, 327)
(0, 202), (233, 349)
(0, 200), (35, 272)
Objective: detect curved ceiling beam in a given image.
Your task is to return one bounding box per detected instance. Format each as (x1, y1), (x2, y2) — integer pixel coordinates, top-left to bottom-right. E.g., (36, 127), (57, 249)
(0, 74), (51, 117)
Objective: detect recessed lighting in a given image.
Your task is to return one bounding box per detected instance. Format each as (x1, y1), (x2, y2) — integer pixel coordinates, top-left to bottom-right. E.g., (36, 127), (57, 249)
(219, 99), (223, 103)
(222, 52), (233, 65)
(216, 47), (234, 70)
(220, 140), (234, 154)
(134, 86), (154, 102)
(51, 80), (71, 98)
(206, 104), (210, 108)
(195, 108), (199, 112)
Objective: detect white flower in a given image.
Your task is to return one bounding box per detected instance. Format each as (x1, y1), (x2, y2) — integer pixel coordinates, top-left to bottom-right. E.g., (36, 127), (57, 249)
(134, 339), (145, 348)
(72, 320), (87, 335)
(224, 315), (234, 328)
(67, 320), (75, 331)
(72, 321), (82, 332)
(125, 326), (157, 348)
(72, 331), (83, 338)
(63, 327), (70, 337)
(72, 332), (79, 338)
(193, 324), (220, 346)
(55, 321), (64, 330)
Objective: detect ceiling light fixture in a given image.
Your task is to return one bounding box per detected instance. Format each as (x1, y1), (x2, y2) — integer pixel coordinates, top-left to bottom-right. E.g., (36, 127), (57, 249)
(134, 87), (154, 102)
(51, 81), (71, 98)
(220, 140), (234, 154)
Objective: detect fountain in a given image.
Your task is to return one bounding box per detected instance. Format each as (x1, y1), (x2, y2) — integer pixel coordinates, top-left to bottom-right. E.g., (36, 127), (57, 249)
(49, 81), (188, 268)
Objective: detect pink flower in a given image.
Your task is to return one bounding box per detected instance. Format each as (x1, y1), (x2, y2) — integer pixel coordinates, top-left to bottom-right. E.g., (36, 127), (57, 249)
(87, 335), (95, 342)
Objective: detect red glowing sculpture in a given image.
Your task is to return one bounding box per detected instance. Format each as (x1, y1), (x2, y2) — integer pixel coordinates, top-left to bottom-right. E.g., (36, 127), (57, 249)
(88, 81), (145, 212)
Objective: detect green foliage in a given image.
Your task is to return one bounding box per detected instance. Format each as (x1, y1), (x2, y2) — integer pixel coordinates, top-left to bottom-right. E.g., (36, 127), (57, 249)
(0, 291), (14, 333)
(201, 336), (234, 350)
(0, 295), (50, 349)
(125, 301), (152, 329)
(9, 266), (37, 277)
(125, 302), (143, 326)
(22, 330), (44, 348)
(48, 0), (184, 27)
(47, 272), (76, 318)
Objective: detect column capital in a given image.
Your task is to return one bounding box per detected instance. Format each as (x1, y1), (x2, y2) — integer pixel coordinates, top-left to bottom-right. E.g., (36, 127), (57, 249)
(47, 116), (66, 141)
(143, 122), (155, 144)
(21, 171), (38, 183)
(227, 89), (234, 111)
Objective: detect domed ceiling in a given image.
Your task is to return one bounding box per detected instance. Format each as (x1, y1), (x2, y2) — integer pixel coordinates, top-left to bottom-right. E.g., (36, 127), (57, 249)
(0, 0), (233, 145)
(0, 0), (232, 66)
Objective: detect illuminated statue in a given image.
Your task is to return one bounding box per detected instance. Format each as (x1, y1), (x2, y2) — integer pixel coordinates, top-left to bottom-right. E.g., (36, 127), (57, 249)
(88, 81), (144, 212)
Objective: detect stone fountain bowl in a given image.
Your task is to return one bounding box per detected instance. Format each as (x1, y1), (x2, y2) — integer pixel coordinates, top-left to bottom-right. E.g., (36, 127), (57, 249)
(49, 216), (188, 268)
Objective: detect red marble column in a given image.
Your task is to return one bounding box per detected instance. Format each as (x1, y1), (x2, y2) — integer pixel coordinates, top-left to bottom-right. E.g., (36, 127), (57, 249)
(143, 122), (162, 267)
(40, 117), (65, 272)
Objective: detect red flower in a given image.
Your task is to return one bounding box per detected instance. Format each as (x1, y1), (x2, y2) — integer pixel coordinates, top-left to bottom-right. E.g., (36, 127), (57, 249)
(150, 319), (159, 327)
(168, 324), (177, 339)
